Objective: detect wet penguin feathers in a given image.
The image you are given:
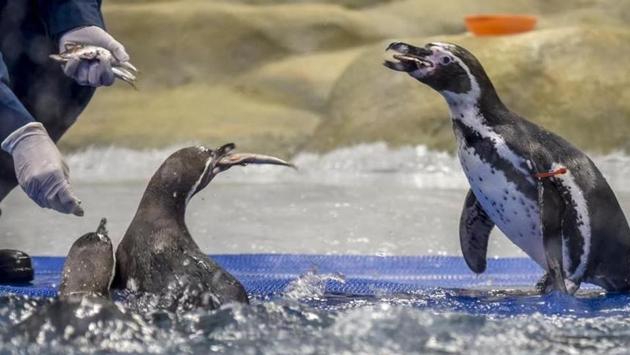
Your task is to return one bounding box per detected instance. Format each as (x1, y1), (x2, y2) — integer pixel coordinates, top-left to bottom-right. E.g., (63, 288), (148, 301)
(59, 218), (114, 298)
(114, 144), (294, 310)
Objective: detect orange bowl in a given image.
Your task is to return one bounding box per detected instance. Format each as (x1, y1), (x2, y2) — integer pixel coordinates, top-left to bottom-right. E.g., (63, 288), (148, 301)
(465, 14), (537, 36)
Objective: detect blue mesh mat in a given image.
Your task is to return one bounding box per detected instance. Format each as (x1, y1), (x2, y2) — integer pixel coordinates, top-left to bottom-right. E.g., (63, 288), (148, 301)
(0, 255), (545, 298)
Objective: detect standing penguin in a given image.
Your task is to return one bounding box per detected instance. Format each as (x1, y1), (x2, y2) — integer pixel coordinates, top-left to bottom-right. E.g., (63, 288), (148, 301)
(113, 143), (294, 310)
(384, 42), (630, 294)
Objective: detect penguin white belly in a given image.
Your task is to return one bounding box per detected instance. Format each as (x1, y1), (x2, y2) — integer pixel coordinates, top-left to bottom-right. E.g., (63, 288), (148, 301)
(457, 145), (547, 269)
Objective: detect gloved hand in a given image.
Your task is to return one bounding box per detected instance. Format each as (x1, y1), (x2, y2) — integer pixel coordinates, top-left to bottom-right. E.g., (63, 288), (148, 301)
(1, 123), (83, 216)
(59, 26), (130, 87)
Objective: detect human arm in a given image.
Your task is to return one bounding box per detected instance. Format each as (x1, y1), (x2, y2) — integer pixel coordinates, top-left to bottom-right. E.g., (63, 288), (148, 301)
(37, 0), (105, 40)
(0, 53), (83, 216)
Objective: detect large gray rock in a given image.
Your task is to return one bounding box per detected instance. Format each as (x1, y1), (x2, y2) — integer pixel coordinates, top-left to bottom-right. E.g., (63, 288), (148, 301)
(306, 26), (630, 154)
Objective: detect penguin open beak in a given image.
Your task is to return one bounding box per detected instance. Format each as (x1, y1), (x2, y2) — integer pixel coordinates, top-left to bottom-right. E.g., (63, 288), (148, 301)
(217, 152), (296, 169)
(384, 42), (434, 72)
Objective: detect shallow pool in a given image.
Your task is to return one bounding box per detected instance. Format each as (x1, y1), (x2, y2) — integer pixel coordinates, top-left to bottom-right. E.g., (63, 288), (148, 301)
(0, 144), (629, 354)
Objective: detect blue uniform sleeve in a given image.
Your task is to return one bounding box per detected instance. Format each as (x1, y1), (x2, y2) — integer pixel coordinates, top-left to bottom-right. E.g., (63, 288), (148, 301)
(38, 0), (105, 39)
(0, 52), (35, 143)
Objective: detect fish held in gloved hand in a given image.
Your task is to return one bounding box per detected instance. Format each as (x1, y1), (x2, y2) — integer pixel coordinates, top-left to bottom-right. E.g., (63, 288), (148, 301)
(50, 43), (138, 88)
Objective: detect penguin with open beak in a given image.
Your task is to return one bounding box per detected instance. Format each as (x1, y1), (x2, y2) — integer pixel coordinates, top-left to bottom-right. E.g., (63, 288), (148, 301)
(113, 143), (294, 310)
(385, 41), (630, 294)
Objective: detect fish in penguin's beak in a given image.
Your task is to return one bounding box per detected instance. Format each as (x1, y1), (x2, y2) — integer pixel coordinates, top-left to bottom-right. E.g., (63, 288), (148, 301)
(191, 143), (296, 195)
(218, 152), (296, 169)
(212, 143), (296, 172)
(384, 42), (434, 73)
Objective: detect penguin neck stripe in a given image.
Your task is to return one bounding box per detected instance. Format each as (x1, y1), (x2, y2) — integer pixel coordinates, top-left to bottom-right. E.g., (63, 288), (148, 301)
(186, 157), (213, 205)
(442, 48), (530, 179)
(453, 107), (531, 178)
(454, 122), (537, 201)
(433, 44), (506, 117)
(440, 52), (481, 106)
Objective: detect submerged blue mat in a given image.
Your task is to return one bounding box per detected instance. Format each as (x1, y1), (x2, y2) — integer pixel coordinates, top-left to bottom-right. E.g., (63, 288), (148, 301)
(0, 255), (545, 298)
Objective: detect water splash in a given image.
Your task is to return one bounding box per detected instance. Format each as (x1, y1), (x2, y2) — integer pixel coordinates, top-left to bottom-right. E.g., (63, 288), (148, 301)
(1, 296), (161, 354)
(3, 290), (630, 353)
(283, 270), (346, 301)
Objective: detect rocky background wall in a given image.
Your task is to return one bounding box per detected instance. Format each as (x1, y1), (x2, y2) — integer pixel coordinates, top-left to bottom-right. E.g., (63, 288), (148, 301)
(60, 0), (630, 156)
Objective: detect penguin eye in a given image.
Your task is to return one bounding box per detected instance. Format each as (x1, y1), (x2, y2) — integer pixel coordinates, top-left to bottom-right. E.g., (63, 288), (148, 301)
(441, 56), (452, 65)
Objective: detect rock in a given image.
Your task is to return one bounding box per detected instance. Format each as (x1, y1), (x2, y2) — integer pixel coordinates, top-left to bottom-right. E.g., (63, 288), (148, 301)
(101, 2), (395, 87)
(228, 0), (396, 9)
(538, 0), (630, 30)
(236, 48), (363, 111)
(362, 0), (598, 39)
(103, 0), (522, 88)
(305, 26), (630, 154)
(60, 85), (321, 157)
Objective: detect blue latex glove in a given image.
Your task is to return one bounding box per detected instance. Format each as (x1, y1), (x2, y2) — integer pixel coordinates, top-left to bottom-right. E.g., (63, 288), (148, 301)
(59, 26), (130, 87)
(1, 123), (83, 216)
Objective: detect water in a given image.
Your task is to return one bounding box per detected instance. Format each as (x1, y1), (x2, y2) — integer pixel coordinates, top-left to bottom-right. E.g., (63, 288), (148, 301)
(3, 284), (630, 354)
(2, 143), (628, 256)
(1, 143), (630, 354)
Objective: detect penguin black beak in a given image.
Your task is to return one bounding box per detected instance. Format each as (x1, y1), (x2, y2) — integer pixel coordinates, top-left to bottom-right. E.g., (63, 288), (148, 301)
(384, 42), (434, 72)
(217, 153), (296, 169)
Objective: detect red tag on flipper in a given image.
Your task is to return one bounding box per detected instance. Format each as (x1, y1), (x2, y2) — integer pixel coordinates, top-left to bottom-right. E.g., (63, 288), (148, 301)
(534, 167), (567, 179)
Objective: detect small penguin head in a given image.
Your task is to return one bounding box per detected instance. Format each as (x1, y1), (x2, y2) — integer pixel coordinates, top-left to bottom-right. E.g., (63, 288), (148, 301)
(59, 218), (114, 298)
(153, 144), (295, 204)
(385, 42), (490, 100)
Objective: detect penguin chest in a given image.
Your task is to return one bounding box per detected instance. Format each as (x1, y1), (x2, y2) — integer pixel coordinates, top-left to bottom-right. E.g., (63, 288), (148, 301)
(457, 144), (547, 268)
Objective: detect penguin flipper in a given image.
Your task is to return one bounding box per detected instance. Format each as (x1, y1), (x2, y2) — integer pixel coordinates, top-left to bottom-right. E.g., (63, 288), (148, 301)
(459, 190), (494, 273)
(538, 178), (569, 294)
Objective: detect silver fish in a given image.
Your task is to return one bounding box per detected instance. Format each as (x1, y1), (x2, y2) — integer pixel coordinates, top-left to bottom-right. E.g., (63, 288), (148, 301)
(49, 42), (138, 89)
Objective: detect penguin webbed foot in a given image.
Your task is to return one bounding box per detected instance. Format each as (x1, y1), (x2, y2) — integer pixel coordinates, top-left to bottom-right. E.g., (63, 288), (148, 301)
(535, 272), (579, 295)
